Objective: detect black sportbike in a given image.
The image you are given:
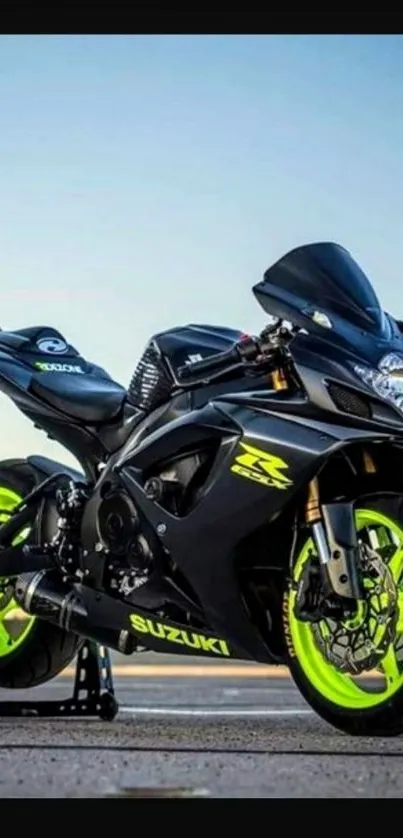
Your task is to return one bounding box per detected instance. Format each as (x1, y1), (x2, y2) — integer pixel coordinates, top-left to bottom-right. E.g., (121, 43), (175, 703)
(0, 242), (403, 735)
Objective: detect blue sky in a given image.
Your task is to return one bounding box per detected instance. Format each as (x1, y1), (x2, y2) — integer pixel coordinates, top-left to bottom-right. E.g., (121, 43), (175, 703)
(0, 34), (402, 464)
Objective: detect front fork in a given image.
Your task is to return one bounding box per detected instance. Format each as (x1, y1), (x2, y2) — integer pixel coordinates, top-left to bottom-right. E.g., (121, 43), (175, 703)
(305, 477), (364, 601)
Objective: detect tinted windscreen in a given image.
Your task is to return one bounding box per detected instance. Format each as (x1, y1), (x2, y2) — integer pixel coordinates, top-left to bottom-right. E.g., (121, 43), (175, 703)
(260, 242), (389, 338)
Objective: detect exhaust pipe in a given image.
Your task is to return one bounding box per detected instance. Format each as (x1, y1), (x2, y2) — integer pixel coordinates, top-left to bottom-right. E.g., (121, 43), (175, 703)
(14, 571), (138, 655)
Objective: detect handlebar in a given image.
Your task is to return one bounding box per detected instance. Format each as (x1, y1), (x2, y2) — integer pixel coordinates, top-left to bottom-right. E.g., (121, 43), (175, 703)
(176, 335), (273, 382)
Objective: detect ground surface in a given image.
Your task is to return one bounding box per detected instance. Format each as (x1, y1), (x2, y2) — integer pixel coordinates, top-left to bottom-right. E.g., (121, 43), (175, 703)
(0, 652), (402, 798)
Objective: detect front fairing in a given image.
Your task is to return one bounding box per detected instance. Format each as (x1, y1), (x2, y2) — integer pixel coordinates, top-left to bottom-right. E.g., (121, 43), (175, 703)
(287, 326), (403, 431)
(252, 242), (403, 423)
(290, 313), (403, 373)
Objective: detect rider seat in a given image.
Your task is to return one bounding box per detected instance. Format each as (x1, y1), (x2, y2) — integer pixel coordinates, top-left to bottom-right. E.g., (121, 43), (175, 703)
(30, 372), (126, 424)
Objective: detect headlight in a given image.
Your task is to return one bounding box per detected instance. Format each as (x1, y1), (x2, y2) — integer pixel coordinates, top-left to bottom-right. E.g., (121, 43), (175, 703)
(354, 353), (403, 414)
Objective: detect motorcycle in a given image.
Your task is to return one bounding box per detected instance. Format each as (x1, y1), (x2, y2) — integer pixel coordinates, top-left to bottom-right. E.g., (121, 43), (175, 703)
(0, 240), (402, 735)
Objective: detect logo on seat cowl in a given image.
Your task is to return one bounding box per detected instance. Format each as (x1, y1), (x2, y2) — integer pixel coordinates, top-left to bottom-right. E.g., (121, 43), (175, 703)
(35, 362), (84, 373)
(36, 337), (68, 354)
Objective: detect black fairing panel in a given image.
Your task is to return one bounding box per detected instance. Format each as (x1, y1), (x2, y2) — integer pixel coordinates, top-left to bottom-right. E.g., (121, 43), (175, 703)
(115, 400), (390, 661)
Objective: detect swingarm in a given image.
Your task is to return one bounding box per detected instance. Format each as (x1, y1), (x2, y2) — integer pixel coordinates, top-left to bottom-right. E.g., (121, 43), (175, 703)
(0, 471), (84, 576)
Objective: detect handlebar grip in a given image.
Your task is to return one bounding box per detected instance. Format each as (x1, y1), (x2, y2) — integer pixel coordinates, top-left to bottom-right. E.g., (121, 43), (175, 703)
(177, 345), (242, 381)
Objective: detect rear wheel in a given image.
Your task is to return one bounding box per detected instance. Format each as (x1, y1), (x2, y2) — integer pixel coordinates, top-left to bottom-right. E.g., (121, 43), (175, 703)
(0, 464), (81, 688)
(283, 498), (403, 735)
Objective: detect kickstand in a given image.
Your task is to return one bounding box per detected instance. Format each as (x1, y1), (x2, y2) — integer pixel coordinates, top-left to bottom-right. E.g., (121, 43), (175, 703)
(0, 641), (119, 721)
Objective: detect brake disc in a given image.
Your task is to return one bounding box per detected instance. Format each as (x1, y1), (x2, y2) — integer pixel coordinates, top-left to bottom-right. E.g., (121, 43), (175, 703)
(313, 544), (398, 675)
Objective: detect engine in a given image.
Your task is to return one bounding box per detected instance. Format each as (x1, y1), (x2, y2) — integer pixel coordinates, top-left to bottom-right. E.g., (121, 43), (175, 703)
(97, 488), (140, 556)
(28, 473), (205, 635)
(143, 449), (218, 517)
(96, 488), (155, 598)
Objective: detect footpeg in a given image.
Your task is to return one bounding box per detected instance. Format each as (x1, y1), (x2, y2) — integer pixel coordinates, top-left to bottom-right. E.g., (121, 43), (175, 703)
(0, 543), (55, 576)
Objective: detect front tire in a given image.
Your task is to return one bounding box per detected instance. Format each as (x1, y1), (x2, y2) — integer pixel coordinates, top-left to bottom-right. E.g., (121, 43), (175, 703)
(283, 496), (403, 736)
(0, 463), (81, 689)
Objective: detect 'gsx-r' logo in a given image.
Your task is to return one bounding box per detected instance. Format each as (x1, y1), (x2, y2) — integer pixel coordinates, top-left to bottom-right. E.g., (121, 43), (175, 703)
(36, 337), (68, 354)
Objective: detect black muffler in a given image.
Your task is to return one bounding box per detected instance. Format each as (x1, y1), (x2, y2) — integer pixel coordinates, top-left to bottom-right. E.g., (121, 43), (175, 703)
(14, 571), (138, 655)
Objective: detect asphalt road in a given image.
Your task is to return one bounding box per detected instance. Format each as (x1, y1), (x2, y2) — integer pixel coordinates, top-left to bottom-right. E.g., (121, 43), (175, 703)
(0, 653), (402, 798)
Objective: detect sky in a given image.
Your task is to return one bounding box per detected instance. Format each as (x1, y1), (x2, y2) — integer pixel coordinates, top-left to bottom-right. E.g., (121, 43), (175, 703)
(0, 33), (403, 467)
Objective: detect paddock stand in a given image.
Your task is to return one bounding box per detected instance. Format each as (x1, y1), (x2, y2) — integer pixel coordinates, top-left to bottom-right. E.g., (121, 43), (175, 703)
(0, 641), (119, 721)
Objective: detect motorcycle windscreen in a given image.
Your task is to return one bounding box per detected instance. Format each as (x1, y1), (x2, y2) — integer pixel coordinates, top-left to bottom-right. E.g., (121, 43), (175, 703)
(252, 242), (391, 339)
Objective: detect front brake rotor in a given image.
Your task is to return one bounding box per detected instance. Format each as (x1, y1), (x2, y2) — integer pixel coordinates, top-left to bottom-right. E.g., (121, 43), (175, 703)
(313, 544), (398, 675)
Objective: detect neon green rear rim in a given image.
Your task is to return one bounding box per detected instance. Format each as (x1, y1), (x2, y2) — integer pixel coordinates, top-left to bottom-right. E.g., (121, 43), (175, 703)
(288, 508), (403, 710)
(0, 487), (35, 658)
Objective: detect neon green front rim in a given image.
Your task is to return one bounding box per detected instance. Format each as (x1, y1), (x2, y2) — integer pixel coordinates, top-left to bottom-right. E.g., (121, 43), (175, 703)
(288, 508), (403, 710)
(0, 488), (35, 658)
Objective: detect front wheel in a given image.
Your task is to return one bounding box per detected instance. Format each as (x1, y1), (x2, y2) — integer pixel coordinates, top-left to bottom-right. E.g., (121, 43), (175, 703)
(283, 497), (403, 736)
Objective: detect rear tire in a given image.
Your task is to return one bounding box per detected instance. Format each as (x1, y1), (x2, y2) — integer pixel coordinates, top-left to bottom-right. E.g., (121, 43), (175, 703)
(282, 495), (403, 736)
(0, 463), (82, 689)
